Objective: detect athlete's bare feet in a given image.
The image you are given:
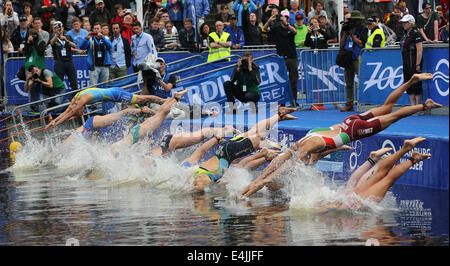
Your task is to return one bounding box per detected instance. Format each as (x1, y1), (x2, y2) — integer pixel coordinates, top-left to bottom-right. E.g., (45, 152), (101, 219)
(411, 151), (432, 162)
(369, 147), (393, 162)
(411, 73), (433, 84)
(424, 98), (443, 109)
(173, 89), (188, 101)
(403, 137), (426, 150)
(279, 113), (299, 121)
(279, 106), (298, 117)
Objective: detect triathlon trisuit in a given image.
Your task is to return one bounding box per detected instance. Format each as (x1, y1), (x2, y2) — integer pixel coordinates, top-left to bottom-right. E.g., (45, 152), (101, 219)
(304, 111), (382, 149)
(81, 116), (95, 139)
(73, 87), (137, 104)
(192, 135), (255, 182)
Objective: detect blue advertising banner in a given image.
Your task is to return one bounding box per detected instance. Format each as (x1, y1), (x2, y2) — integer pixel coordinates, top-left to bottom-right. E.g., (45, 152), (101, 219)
(172, 55), (294, 108)
(359, 47), (449, 105)
(299, 49), (347, 104)
(423, 47), (449, 106)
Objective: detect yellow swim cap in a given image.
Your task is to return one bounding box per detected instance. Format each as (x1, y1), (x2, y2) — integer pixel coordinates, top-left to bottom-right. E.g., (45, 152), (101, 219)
(9, 141), (22, 153)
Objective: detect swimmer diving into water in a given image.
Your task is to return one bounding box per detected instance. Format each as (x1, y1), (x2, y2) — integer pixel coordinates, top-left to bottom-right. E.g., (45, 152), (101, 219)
(241, 73), (442, 199)
(191, 106), (299, 192)
(45, 87), (171, 130)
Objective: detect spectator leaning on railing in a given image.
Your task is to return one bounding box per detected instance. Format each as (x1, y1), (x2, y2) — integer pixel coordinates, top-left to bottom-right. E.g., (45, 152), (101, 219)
(207, 20), (231, 62)
(66, 17), (88, 54)
(163, 20), (181, 50)
(417, 2), (440, 43)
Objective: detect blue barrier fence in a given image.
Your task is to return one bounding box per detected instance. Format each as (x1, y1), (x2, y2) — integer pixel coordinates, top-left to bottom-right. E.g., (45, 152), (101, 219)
(3, 46), (449, 107)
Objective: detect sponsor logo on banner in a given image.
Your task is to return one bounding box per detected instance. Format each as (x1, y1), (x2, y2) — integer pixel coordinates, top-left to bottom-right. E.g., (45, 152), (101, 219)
(11, 78), (27, 97)
(304, 64), (346, 92)
(433, 58), (449, 97)
(363, 62), (404, 92)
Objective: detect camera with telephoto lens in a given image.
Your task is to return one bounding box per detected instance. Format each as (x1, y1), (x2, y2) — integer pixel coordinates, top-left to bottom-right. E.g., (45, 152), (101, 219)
(32, 72), (39, 80)
(341, 20), (356, 32)
(241, 59), (249, 72)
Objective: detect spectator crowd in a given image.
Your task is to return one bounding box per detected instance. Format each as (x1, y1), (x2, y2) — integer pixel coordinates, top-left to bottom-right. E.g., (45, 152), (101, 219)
(0, 0), (448, 110)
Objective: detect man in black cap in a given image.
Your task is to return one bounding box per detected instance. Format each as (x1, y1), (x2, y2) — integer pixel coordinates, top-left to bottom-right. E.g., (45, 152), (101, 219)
(417, 2), (440, 43)
(11, 14), (30, 55)
(225, 15), (245, 49)
(339, 10), (368, 112)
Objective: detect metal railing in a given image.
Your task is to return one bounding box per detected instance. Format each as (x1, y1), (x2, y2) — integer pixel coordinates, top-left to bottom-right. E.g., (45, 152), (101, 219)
(298, 48), (347, 109)
(171, 54), (241, 76)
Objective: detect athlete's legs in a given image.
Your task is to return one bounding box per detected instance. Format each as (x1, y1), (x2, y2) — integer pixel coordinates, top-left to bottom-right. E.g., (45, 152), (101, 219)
(369, 73), (433, 117)
(357, 151), (431, 202)
(182, 137), (221, 166)
(377, 99), (442, 130)
(169, 126), (235, 150)
(244, 107), (298, 138)
(346, 147), (392, 190)
(354, 137), (426, 195)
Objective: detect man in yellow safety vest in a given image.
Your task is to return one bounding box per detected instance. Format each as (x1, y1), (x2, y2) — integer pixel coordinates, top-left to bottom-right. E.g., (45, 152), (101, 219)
(207, 20), (232, 62)
(365, 17), (386, 49)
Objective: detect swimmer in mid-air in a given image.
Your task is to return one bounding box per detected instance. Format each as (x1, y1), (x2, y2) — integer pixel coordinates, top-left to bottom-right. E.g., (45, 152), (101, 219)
(243, 137), (431, 210)
(191, 106), (298, 192)
(65, 105), (155, 142)
(110, 89), (188, 151)
(314, 137), (431, 211)
(45, 87), (177, 130)
(241, 73), (442, 199)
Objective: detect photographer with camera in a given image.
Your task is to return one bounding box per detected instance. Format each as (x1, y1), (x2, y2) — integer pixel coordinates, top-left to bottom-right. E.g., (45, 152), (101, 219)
(339, 10), (368, 112)
(50, 21), (78, 96)
(223, 51), (261, 113)
(24, 64), (66, 114)
(23, 28), (46, 71)
(264, 10), (299, 107)
(80, 22), (112, 86)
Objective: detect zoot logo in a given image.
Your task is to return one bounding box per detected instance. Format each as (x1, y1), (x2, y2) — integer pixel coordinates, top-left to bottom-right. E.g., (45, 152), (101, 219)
(363, 62), (404, 92)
